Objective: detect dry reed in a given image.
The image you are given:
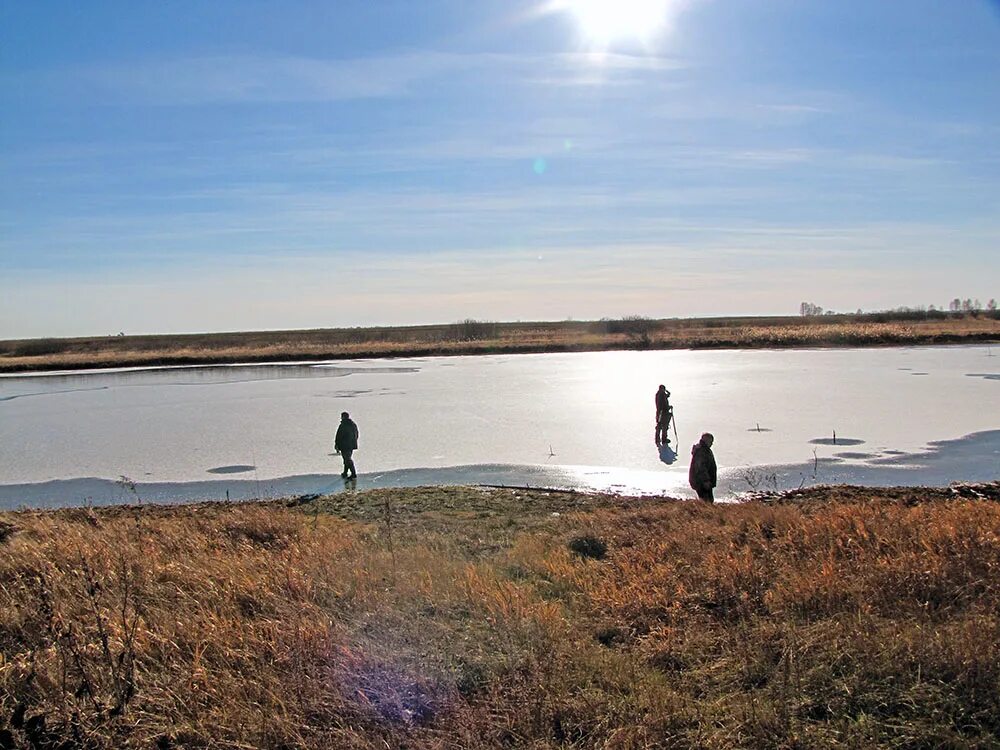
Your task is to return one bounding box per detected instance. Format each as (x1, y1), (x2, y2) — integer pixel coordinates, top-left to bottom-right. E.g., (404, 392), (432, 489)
(1, 485), (998, 748)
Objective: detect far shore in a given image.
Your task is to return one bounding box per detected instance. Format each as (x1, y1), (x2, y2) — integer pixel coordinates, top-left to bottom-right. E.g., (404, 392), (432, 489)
(2, 311), (998, 373)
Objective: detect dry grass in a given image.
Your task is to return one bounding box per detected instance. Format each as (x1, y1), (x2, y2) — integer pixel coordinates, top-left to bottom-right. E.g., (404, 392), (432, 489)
(2, 314), (997, 372)
(1, 484), (998, 748)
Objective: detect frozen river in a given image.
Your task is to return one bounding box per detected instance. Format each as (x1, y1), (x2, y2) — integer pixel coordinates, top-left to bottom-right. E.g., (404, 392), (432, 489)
(1, 346), (998, 508)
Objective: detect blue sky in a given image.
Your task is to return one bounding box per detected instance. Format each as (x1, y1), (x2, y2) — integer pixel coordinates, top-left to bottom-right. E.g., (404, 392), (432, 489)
(1, 0), (998, 337)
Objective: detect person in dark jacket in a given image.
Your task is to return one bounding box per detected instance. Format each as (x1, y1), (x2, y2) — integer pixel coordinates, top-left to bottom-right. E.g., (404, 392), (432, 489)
(655, 385), (672, 446)
(688, 432), (717, 502)
(334, 411), (359, 479)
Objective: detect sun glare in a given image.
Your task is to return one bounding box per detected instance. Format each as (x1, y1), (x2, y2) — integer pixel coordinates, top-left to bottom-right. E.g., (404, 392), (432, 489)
(557, 0), (676, 47)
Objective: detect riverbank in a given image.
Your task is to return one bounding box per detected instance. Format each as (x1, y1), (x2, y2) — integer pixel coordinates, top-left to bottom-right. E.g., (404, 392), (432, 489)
(3, 313), (998, 373)
(3, 483), (998, 748)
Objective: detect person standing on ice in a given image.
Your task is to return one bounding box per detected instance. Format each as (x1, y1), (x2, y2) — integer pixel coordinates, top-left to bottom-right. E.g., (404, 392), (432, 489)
(655, 385), (672, 446)
(334, 411), (359, 479)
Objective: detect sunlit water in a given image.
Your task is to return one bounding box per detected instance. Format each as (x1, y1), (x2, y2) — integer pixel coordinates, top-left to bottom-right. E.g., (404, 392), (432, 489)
(1, 346), (997, 508)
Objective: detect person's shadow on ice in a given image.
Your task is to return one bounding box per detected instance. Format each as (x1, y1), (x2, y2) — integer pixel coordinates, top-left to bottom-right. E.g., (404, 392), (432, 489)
(658, 444), (677, 465)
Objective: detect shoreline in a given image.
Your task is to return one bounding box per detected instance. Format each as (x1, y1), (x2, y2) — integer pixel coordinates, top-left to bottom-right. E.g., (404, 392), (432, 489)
(2, 481), (997, 521)
(4, 424), (1000, 508)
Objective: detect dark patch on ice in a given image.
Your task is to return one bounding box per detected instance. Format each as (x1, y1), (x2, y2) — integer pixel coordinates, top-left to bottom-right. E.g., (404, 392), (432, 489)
(206, 465), (256, 475)
(0, 385), (109, 402)
(910, 372), (929, 376)
(316, 387), (405, 398)
(0, 364), (419, 393)
(834, 452), (875, 460)
(966, 373), (1000, 381)
(882, 449), (905, 455)
(809, 437), (865, 446)
(897, 367), (912, 371)
(747, 427), (773, 432)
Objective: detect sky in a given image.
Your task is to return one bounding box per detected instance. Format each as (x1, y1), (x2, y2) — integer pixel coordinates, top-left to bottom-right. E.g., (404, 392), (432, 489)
(1, 0), (998, 338)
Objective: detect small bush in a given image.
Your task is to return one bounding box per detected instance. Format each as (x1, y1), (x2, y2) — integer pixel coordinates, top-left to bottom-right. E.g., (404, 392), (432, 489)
(593, 625), (628, 647)
(597, 315), (660, 348)
(451, 319), (498, 341)
(0, 521), (16, 545)
(568, 534), (608, 560)
(595, 315), (658, 336)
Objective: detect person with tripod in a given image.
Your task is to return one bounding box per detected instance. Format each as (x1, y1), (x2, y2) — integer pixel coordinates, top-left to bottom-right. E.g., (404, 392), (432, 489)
(655, 385), (673, 446)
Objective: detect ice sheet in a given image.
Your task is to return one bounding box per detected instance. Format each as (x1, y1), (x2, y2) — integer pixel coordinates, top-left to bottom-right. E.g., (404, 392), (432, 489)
(1, 346), (997, 507)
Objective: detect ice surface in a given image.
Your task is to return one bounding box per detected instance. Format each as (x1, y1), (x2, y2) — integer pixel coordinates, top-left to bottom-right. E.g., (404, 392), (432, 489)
(1, 346), (997, 507)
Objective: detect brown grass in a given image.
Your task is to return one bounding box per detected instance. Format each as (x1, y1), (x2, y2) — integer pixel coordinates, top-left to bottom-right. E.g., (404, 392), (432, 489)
(1, 484), (998, 748)
(2, 313), (997, 372)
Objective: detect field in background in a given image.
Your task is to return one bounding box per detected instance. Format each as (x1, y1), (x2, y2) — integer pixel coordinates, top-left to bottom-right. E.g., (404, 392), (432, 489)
(2, 312), (998, 372)
(2, 483), (998, 749)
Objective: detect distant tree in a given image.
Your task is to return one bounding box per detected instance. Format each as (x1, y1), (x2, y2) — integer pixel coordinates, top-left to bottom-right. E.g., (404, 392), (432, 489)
(799, 302), (824, 316)
(962, 299), (973, 312)
(452, 318), (498, 341)
(974, 299), (982, 311)
(988, 299), (998, 312)
(950, 298), (961, 312)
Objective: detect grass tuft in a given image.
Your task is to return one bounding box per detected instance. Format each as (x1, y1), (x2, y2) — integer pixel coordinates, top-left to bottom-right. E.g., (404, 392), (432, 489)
(567, 534), (608, 560)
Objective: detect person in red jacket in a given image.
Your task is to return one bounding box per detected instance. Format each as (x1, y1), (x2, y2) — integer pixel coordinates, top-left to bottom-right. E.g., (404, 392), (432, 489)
(688, 432), (717, 502)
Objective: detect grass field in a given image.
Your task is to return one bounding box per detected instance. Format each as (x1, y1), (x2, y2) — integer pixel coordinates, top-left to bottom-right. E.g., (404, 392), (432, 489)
(2, 312), (998, 372)
(2, 483), (998, 748)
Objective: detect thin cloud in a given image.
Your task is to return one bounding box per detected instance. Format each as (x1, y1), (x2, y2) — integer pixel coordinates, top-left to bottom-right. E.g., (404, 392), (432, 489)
(65, 53), (463, 104)
(46, 50), (688, 105)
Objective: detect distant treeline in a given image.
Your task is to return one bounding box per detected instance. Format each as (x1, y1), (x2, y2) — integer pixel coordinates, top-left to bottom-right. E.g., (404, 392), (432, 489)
(801, 299), (999, 319)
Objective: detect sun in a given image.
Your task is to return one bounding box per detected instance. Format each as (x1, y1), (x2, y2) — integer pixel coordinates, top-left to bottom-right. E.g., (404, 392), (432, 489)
(552, 0), (678, 47)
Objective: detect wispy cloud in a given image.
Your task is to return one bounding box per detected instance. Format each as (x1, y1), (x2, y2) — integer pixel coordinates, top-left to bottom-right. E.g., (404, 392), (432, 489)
(67, 53), (464, 104)
(37, 50), (688, 105)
